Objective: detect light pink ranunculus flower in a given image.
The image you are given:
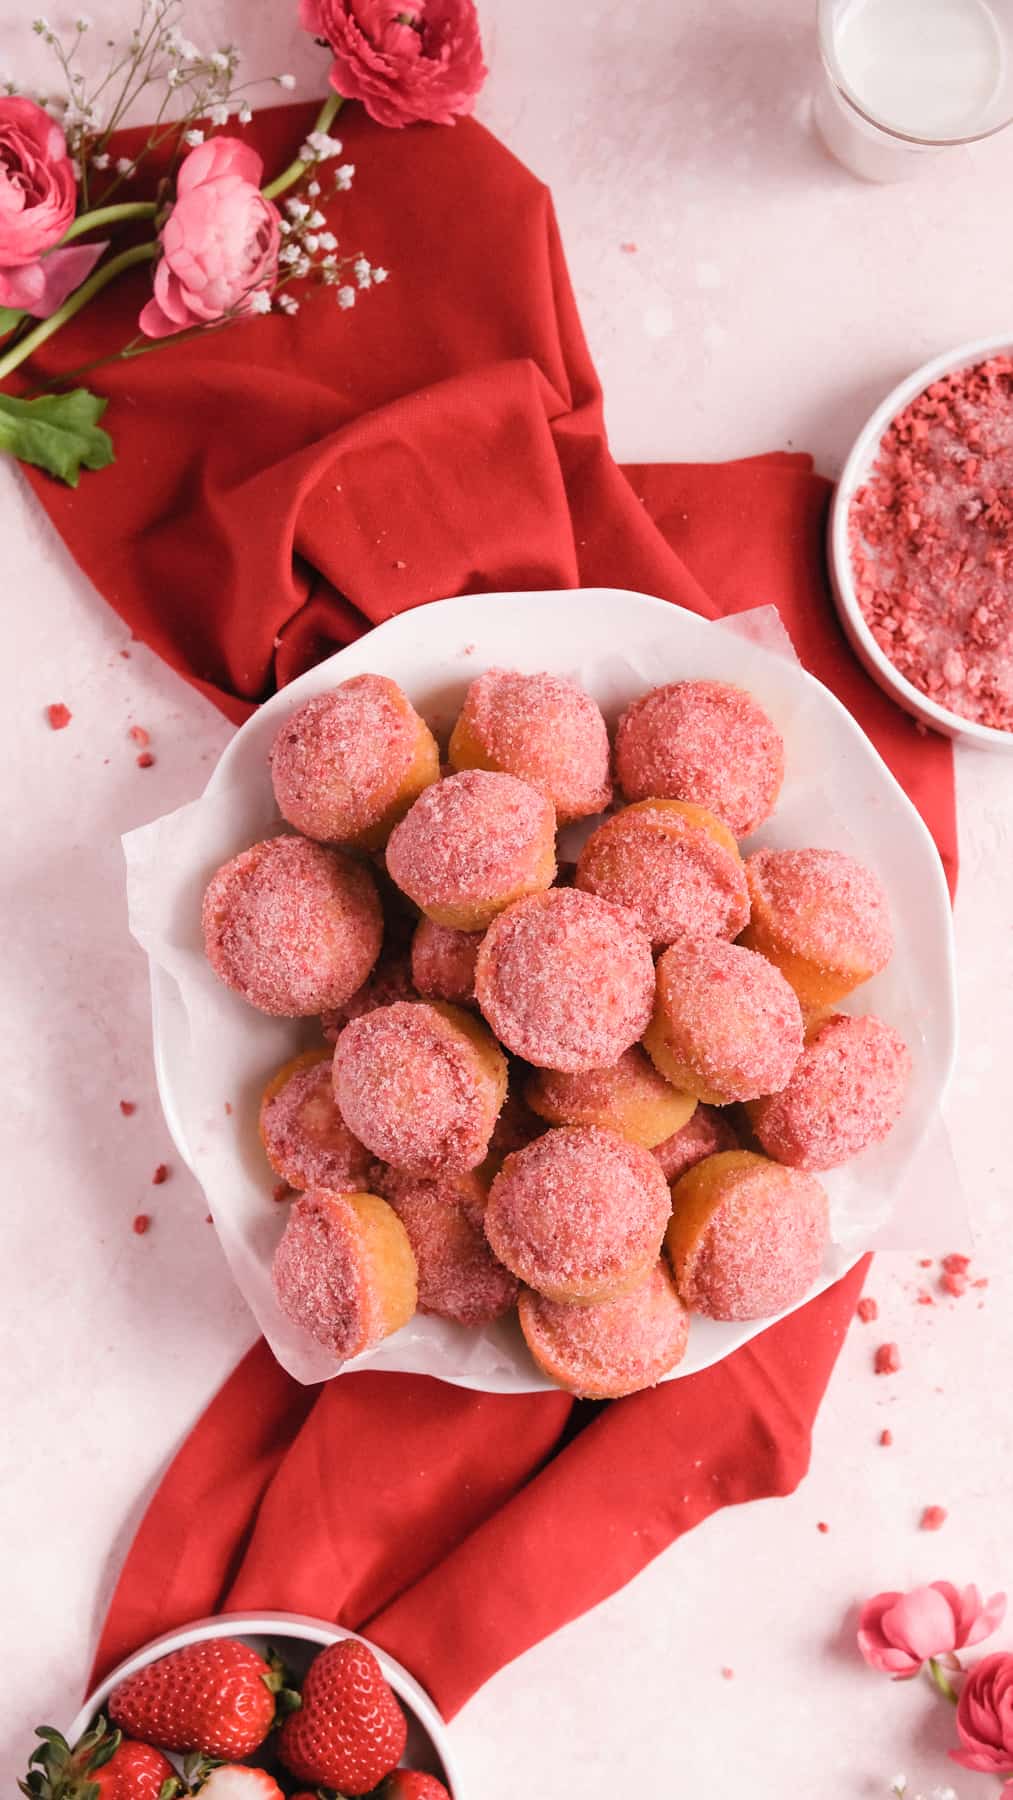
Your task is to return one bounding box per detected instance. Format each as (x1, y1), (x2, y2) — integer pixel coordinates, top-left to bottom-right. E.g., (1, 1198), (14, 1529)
(0, 96), (106, 316)
(139, 137), (281, 340)
(858, 1582), (1006, 1679)
(300, 0), (486, 128)
(951, 1652), (1013, 1775)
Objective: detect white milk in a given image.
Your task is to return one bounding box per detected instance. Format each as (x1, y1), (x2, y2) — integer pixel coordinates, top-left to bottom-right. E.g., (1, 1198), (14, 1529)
(835, 0), (1004, 136)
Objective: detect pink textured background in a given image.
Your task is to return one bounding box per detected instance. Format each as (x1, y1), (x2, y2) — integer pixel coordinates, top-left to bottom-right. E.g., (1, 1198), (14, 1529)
(1, 2), (1010, 1794)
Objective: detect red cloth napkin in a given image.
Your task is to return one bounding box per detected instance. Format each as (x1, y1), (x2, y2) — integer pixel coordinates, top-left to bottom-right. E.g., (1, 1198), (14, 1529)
(21, 102), (956, 1718)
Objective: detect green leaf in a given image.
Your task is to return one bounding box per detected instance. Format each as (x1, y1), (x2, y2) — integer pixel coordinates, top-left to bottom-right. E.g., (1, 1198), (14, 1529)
(0, 388), (114, 486)
(87, 1733), (122, 1773)
(0, 307), (24, 338)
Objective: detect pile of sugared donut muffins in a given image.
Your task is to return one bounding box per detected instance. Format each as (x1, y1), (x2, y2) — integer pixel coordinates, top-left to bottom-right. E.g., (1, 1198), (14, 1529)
(202, 668), (911, 1398)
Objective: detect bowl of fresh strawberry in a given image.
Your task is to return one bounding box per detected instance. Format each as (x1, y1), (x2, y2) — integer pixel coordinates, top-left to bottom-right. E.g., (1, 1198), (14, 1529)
(22, 1614), (459, 1800)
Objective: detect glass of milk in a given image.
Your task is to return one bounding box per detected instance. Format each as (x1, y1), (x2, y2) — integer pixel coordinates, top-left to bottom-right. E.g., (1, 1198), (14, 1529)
(816, 0), (1013, 179)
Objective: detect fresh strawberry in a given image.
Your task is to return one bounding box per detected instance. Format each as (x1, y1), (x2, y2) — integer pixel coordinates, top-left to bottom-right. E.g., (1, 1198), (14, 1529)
(21, 1718), (179, 1800)
(108, 1641), (281, 1758)
(277, 1641), (406, 1795)
(373, 1774), (451, 1799)
(190, 1768), (283, 1800)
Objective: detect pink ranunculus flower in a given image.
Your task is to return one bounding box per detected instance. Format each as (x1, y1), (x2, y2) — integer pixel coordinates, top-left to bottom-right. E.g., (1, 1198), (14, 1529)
(139, 137), (281, 340)
(0, 96), (106, 316)
(950, 1652), (1013, 1775)
(858, 1582), (1007, 1679)
(300, 0), (486, 128)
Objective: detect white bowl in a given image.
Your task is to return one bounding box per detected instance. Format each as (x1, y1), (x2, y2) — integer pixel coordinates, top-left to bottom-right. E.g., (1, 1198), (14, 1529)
(127, 587), (957, 1391)
(67, 1612), (462, 1795)
(830, 333), (1013, 751)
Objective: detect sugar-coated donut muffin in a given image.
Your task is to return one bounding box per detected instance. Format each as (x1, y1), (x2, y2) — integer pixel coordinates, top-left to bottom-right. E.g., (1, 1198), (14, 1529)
(574, 799), (750, 950)
(484, 1124), (672, 1304)
(203, 835), (383, 1017)
(740, 847), (893, 1009)
(272, 1188), (418, 1358)
(321, 949), (417, 1041)
(374, 1167), (519, 1325)
(270, 674), (439, 850)
(666, 1150), (828, 1320)
(480, 1079), (546, 1180)
(525, 1046), (696, 1148)
(334, 1000), (507, 1175)
(615, 679), (784, 836)
(386, 768), (557, 930)
(260, 1048), (373, 1193)
(643, 936), (804, 1104)
(410, 917), (483, 1006)
(653, 1102), (741, 1184)
(519, 1261), (689, 1397)
(448, 667), (612, 824)
(475, 888), (655, 1072)
(747, 1013), (912, 1171)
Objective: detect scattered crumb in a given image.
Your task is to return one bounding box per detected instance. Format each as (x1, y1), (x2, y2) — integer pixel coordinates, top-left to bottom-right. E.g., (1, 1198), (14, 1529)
(152, 1163), (169, 1185)
(620, 241), (638, 253)
(916, 1290), (935, 1306)
(880, 1429), (894, 1447)
(393, 559), (407, 570)
(136, 751), (155, 769)
(720, 1666), (735, 1680)
(462, 643), (476, 656)
(874, 1342), (902, 1374)
(132, 1214), (151, 1235)
(129, 725), (150, 747)
(119, 1100), (136, 1117)
(817, 1521), (830, 1533)
(46, 703), (71, 730)
(920, 1505), (947, 1531)
(119, 649), (131, 659)
(942, 1252), (971, 1275)
(205, 1214), (213, 1223)
(973, 1277), (989, 1289)
(942, 1269), (969, 1297)
(224, 1101), (233, 1115)
(856, 1296), (879, 1322)
(918, 1258), (933, 1268)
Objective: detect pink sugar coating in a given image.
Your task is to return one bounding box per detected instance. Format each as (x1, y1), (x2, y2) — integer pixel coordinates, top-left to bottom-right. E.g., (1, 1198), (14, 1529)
(334, 1000), (503, 1175)
(615, 680), (784, 836)
(745, 847), (893, 975)
(270, 674), (420, 841)
(520, 1261), (689, 1397)
(849, 355), (1013, 733)
(411, 917), (483, 1004)
(320, 950), (417, 1040)
(260, 1057), (373, 1192)
(653, 1103), (741, 1183)
(575, 804), (750, 949)
(475, 888), (655, 1072)
(375, 1167), (519, 1325)
(750, 1013), (912, 1171)
(654, 937), (804, 1102)
(676, 1159), (828, 1320)
(386, 768), (555, 910)
(456, 667), (612, 819)
(530, 1045), (681, 1124)
(485, 1124), (672, 1298)
(272, 1190), (381, 1358)
(202, 835), (383, 1017)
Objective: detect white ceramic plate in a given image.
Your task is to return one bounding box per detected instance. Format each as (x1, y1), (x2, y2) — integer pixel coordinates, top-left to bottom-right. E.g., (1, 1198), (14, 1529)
(829, 333), (1013, 751)
(130, 588), (957, 1392)
(67, 1613), (461, 1795)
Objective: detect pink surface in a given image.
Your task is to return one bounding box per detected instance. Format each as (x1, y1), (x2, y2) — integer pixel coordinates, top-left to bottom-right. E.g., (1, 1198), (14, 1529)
(0, 2), (1010, 1795)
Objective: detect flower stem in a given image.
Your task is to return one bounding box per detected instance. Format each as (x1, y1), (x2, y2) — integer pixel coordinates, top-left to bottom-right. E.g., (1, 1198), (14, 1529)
(0, 243), (157, 383)
(61, 201), (159, 243)
(262, 92), (343, 202)
(927, 1656), (960, 1704)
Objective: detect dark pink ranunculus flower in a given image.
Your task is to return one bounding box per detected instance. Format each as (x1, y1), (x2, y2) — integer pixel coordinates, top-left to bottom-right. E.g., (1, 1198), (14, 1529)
(0, 96), (105, 316)
(857, 1582), (1006, 1678)
(300, 0), (486, 128)
(951, 1652), (1013, 1774)
(139, 137), (280, 340)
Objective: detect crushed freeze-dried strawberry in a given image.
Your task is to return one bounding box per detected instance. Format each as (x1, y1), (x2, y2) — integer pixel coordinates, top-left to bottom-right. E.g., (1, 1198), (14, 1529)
(879, 1429), (893, 1447)
(874, 1342), (901, 1374)
(920, 1505), (947, 1531)
(918, 1257), (933, 1268)
(942, 1270), (969, 1297)
(119, 1100), (136, 1116)
(942, 1252), (971, 1274)
(620, 241), (638, 253)
(136, 751), (155, 768)
(856, 1296), (879, 1322)
(916, 1290), (935, 1306)
(133, 1214), (151, 1235)
(224, 1101), (233, 1115)
(973, 1277), (989, 1289)
(152, 1163), (168, 1184)
(720, 1667), (735, 1680)
(817, 1521), (830, 1533)
(205, 1214), (212, 1223)
(46, 703), (71, 730)
(129, 725), (150, 746)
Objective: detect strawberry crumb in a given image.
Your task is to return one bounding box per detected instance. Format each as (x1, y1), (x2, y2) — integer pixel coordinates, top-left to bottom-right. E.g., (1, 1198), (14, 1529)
(918, 1257), (933, 1268)
(119, 649), (131, 658)
(272, 1181), (290, 1202)
(973, 1277), (989, 1289)
(916, 1290), (935, 1306)
(880, 1429), (894, 1446)
(152, 1163), (169, 1184)
(942, 1252), (971, 1274)
(856, 1296), (879, 1322)
(129, 725), (150, 746)
(205, 1214), (212, 1223)
(620, 241), (638, 253)
(920, 1505), (948, 1531)
(224, 1101), (233, 1115)
(720, 1667), (735, 1680)
(46, 703), (71, 730)
(119, 1100), (136, 1116)
(942, 1269), (969, 1297)
(132, 1214), (151, 1235)
(874, 1342), (901, 1374)
(136, 751), (155, 768)
(817, 1521), (830, 1533)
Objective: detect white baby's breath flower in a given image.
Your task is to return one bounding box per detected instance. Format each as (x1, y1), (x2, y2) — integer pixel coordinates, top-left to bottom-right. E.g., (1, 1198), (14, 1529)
(304, 233), (320, 253)
(278, 294), (300, 315)
(371, 265), (389, 284)
(31, 16), (52, 35)
(115, 157), (134, 176)
(91, 151), (110, 170)
(183, 128), (204, 146)
(318, 231), (337, 251)
(70, 157), (82, 179)
(333, 163), (354, 190)
(302, 130), (343, 160)
(238, 102), (252, 124)
(209, 101), (230, 125)
(279, 244), (301, 265)
(354, 256), (371, 287)
(277, 73), (296, 89)
(322, 253), (337, 268)
(75, 13), (92, 28)
(294, 256), (311, 278)
(337, 285), (356, 309)
(307, 180), (321, 197)
(210, 50), (229, 70)
(307, 209), (325, 229)
(322, 266), (338, 284)
(249, 289), (272, 314)
(285, 198), (309, 221)
(166, 67), (183, 87)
